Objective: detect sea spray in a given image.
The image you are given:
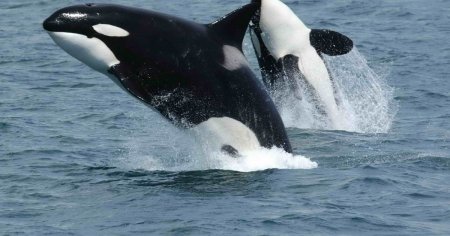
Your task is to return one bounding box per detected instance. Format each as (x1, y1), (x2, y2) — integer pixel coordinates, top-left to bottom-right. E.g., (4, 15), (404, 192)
(273, 48), (395, 133)
(325, 48), (396, 133)
(117, 132), (317, 172)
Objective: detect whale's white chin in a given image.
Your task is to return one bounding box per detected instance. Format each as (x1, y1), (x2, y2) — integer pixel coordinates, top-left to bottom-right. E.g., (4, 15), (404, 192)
(47, 32), (120, 73)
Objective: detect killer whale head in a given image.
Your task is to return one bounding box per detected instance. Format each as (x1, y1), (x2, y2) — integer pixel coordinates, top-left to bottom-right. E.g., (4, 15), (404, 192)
(43, 3), (293, 154)
(43, 3), (130, 37)
(43, 4), (135, 74)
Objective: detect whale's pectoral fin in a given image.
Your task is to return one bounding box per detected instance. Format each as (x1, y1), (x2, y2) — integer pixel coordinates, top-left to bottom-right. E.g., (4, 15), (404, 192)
(310, 29), (353, 56)
(221, 145), (241, 158)
(208, 3), (258, 50)
(107, 64), (149, 103)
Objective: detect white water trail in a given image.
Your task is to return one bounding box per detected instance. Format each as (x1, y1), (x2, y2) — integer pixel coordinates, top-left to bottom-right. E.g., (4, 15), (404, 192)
(274, 48), (396, 133)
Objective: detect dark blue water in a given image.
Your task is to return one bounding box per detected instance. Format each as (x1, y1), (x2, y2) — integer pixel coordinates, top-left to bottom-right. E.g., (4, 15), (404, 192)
(1, 0), (450, 235)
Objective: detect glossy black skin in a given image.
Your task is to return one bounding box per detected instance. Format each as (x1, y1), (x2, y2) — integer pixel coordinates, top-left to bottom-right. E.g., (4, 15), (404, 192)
(43, 3), (293, 153)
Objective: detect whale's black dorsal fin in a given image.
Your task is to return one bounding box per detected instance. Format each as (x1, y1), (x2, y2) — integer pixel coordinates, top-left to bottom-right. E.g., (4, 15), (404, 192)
(310, 29), (354, 56)
(208, 3), (258, 50)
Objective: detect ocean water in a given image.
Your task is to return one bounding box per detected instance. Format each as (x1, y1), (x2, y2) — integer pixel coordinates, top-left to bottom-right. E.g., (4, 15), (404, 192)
(1, 0), (449, 235)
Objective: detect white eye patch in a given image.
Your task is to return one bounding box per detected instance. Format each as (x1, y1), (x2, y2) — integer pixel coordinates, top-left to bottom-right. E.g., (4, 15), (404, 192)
(92, 24), (129, 37)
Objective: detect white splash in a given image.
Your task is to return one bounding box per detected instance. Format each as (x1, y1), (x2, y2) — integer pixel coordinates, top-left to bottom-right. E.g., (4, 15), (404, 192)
(116, 130), (317, 172)
(273, 48), (396, 133)
(213, 147), (318, 172)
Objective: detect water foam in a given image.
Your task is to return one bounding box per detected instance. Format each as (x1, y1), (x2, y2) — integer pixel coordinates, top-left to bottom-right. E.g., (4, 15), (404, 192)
(116, 134), (317, 172)
(214, 147), (318, 172)
(273, 48), (396, 133)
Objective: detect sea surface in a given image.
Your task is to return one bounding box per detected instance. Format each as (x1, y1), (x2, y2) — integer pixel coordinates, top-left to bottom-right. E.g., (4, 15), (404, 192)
(1, 0), (450, 235)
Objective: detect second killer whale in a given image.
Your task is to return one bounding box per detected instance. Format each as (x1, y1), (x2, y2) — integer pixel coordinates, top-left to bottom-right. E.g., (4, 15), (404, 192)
(249, 0), (354, 129)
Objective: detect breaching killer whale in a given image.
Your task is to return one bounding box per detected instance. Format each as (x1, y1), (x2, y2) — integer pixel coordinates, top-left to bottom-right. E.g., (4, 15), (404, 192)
(249, 0), (354, 129)
(43, 3), (292, 155)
